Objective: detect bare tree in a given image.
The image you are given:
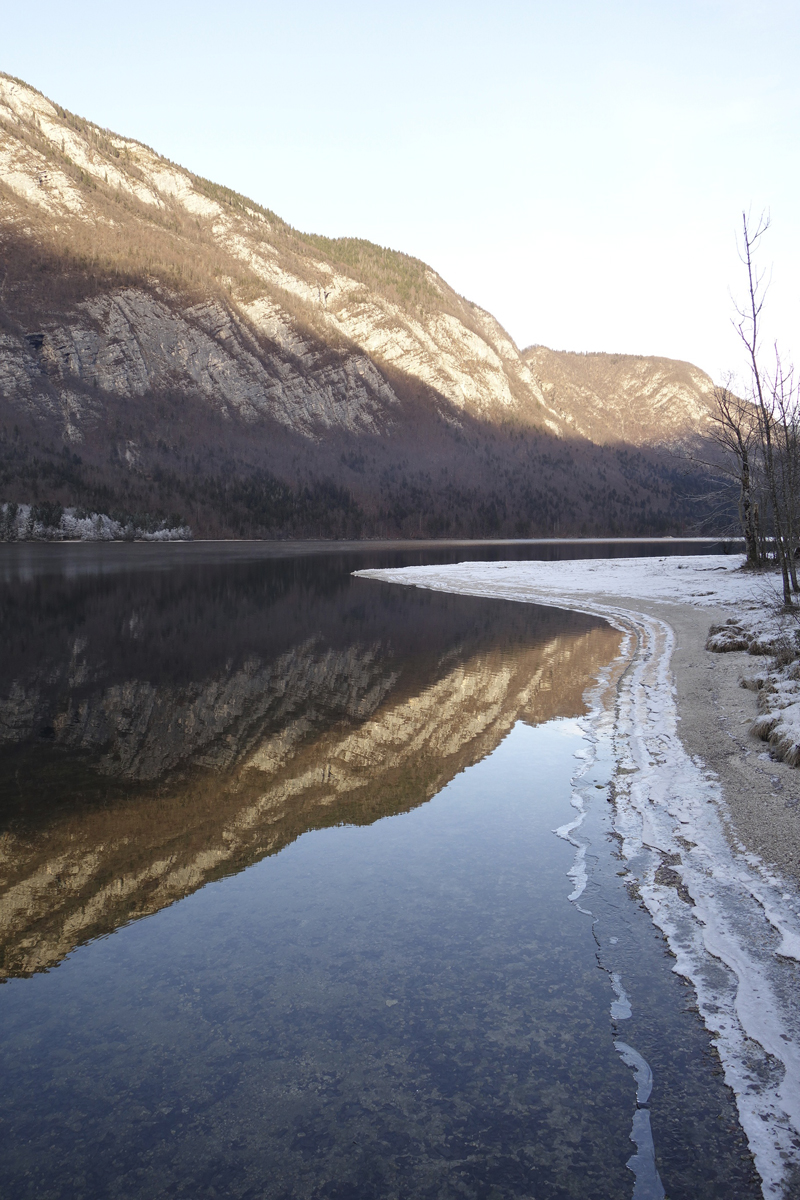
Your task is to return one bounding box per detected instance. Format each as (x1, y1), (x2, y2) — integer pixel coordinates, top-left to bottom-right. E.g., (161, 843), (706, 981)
(734, 211), (794, 605)
(708, 380), (761, 567)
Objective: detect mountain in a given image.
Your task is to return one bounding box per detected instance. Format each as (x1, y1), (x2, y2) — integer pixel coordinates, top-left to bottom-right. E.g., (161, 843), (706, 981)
(522, 346), (719, 448)
(0, 73), (721, 538)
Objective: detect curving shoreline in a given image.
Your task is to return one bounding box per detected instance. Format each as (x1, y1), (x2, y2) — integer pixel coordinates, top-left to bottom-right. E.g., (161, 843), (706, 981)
(354, 555), (800, 1200)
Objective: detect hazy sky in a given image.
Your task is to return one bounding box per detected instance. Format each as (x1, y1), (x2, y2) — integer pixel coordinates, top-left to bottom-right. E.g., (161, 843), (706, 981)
(4, 0), (798, 381)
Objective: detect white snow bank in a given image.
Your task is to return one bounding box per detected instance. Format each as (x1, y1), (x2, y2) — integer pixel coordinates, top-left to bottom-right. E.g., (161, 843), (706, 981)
(355, 553), (800, 1200)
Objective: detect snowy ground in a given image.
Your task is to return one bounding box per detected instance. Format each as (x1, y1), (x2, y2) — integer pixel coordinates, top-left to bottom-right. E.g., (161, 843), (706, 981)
(355, 555), (800, 1200)
(360, 550), (766, 608)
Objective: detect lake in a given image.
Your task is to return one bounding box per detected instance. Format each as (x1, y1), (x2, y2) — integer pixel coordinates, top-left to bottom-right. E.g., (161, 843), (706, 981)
(0, 540), (759, 1199)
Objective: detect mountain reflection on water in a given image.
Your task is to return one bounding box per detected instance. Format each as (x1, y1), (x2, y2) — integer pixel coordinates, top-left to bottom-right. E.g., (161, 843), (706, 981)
(0, 549), (620, 981)
(0, 545), (764, 1200)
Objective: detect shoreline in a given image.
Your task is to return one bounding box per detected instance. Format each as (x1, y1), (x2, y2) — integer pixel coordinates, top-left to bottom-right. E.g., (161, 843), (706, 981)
(635, 597), (800, 882)
(354, 555), (800, 1200)
(355, 555), (800, 880)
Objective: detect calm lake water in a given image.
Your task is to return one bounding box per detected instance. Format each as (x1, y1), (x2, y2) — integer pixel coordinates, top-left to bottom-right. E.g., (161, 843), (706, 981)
(0, 540), (759, 1199)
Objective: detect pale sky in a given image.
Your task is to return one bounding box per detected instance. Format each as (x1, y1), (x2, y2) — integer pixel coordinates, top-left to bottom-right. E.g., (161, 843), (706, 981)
(4, 0), (799, 382)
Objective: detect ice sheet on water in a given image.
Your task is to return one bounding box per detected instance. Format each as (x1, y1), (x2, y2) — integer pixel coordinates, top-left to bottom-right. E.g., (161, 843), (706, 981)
(615, 1041), (654, 1105)
(626, 1109), (666, 1200)
(610, 973), (633, 1021)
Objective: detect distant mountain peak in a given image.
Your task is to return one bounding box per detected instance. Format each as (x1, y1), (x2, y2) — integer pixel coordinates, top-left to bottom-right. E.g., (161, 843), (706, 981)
(521, 345), (718, 447)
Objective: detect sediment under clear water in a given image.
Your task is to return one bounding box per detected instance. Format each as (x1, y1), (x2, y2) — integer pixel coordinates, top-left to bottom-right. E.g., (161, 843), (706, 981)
(0, 542), (760, 1199)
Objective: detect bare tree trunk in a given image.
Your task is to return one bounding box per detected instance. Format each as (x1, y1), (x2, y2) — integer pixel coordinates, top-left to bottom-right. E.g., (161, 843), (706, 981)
(771, 355), (800, 590)
(708, 382), (760, 567)
(754, 502), (766, 566)
(739, 445), (760, 568)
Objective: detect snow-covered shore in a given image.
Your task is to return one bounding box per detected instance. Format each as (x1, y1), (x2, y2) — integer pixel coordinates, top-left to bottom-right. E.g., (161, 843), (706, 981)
(355, 555), (800, 1200)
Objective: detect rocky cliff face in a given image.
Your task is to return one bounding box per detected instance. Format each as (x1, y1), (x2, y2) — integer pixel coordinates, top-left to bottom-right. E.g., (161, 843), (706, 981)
(0, 73), (719, 537)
